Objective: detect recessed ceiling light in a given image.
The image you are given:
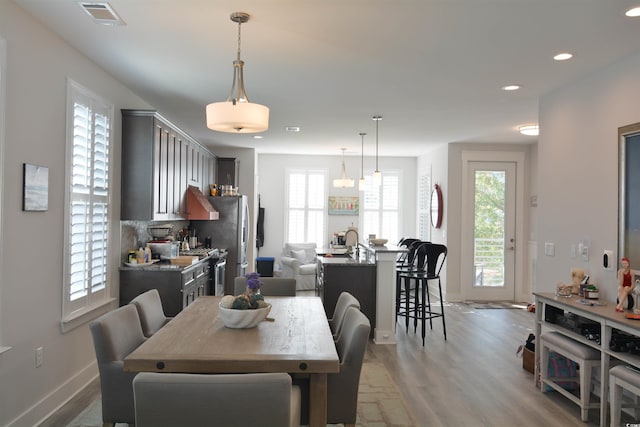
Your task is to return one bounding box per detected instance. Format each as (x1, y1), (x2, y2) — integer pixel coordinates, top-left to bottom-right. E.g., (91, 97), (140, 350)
(285, 126), (300, 132)
(502, 85), (521, 91)
(626, 7), (640, 17)
(252, 135), (263, 139)
(554, 52), (573, 61)
(519, 125), (539, 136)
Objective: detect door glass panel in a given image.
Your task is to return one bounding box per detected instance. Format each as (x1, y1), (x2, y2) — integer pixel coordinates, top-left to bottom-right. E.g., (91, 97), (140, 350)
(473, 170), (506, 287)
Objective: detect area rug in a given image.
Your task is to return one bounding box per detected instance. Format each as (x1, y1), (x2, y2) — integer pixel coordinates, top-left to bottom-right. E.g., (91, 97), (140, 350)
(66, 361), (417, 427)
(463, 301), (528, 309)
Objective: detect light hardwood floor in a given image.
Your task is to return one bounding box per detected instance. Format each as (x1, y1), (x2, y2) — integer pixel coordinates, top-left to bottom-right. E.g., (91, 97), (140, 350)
(43, 300), (619, 426)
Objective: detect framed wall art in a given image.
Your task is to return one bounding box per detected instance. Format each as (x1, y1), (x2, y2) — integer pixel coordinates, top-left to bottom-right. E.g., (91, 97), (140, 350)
(328, 196), (359, 215)
(22, 163), (49, 211)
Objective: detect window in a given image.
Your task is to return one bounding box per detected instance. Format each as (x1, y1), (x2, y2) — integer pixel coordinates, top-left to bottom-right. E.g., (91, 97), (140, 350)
(62, 80), (113, 323)
(361, 171), (401, 244)
(285, 169), (327, 248)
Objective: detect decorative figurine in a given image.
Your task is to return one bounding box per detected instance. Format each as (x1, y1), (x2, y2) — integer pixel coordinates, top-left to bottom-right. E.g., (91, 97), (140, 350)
(616, 257), (634, 312)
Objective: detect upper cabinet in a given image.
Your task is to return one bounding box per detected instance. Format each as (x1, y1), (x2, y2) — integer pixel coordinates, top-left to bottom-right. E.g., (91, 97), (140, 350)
(121, 110), (216, 220)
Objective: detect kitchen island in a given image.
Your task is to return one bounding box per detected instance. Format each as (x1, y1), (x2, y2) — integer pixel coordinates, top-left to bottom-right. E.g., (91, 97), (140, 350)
(317, 243), (407, 344)
(317, 255), (376, 338)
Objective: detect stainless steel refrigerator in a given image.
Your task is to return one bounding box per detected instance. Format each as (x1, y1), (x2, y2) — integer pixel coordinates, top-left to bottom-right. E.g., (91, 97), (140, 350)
(192, 195), (249, 295)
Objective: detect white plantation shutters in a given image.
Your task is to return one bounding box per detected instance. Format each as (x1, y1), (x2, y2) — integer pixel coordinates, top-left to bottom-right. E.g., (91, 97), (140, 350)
(361, 171), (400, 244)
(418, 174), (431, 241)
(286, 169), (326, 248)
(63, 81), (113, 318)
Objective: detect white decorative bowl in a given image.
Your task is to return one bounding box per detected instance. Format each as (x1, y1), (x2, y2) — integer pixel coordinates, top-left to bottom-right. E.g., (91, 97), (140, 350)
(370, 238), (388, 246)
(218, 303), (271, 328)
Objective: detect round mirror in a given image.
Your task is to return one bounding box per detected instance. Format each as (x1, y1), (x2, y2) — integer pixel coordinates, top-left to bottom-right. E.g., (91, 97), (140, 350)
(431, 183), (443, 229)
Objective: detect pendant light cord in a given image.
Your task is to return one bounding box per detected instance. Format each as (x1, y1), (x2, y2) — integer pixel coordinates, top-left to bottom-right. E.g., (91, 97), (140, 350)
(360, 133), (365, 178)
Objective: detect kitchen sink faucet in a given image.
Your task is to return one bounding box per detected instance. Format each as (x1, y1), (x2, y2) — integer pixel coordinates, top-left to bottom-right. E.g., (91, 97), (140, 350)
(344, 229), (360, 259)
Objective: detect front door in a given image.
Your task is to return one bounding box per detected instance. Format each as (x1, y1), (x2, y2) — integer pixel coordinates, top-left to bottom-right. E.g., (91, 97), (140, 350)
(462, 160), (517, 300)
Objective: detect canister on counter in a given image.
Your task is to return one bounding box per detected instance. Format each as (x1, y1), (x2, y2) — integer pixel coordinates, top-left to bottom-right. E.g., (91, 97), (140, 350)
(127, 250), (136, 264)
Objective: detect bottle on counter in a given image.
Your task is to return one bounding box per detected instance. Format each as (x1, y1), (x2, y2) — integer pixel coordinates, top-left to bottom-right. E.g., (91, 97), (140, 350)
(144, 245), (151, 263)
(136, 247), (145, 264)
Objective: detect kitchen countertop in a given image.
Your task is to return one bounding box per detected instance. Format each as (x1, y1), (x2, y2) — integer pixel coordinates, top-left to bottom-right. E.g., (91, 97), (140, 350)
(119, 252), (225, 272)
(317, 255), (375, 266)
(361, 242), (407, 254)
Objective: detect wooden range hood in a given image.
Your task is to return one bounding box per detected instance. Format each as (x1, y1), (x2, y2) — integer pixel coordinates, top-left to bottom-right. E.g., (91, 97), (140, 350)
(185, 186), (219, 220)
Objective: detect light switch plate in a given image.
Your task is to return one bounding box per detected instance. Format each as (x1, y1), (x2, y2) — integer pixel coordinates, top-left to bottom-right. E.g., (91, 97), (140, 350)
(544, 242), (555, 257)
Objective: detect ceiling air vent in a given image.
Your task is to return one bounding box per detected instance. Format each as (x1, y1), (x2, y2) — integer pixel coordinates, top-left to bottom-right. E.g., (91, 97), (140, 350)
(78, 2), (125, 26)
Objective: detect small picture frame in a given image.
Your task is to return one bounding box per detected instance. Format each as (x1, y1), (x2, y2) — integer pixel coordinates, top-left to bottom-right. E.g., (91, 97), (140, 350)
(22, 163), (49, 212)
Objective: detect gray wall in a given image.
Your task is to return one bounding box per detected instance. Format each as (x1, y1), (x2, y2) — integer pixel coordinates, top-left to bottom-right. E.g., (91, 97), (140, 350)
(0, 3), (151, 425)
(536, 50), (640, 300)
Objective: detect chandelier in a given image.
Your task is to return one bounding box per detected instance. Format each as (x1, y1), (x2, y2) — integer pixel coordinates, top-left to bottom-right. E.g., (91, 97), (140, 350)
(206, 12), (269, 133)
(333, 148), (355, 188)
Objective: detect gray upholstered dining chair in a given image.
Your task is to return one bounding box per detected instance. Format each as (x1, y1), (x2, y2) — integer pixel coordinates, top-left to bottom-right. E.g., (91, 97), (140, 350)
(133, 372), (301, 427)
(233, 276), (297, 296)
(296, 305), (370, 427)
(90, 304), (147, 427)
(329, 291), (361, 340)
(129, 288), (172, 337)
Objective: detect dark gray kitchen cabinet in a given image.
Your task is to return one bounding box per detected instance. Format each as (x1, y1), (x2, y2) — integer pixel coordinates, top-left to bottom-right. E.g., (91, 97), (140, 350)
(317, 258), (376, 338)
(119, 260), (210, 317)
(121, 110), (215, 220)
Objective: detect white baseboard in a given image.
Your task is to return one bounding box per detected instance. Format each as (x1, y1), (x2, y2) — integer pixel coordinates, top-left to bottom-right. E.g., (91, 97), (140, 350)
(7, 361), (97, 427)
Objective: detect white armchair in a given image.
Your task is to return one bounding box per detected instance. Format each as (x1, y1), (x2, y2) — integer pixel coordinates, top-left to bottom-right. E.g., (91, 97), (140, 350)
(281, 242), (317, 291)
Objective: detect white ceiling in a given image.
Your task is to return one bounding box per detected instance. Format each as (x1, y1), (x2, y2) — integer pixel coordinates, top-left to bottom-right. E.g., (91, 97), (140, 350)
(13, 0), (640, 156)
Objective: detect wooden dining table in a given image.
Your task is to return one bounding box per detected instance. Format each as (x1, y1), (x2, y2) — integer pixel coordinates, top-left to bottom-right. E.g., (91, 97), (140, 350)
(124, 295), (340, 427)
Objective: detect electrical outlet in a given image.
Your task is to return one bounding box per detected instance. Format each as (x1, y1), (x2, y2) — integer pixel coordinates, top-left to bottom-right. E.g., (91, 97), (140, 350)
(36, 347), (43, 368)
(570, 244), (577, 259)
(582, 246), (589, 262)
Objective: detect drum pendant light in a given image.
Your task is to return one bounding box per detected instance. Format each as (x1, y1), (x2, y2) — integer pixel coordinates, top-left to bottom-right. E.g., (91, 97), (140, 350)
(206, 12), (269, 133)
(333, 148), (355, 188)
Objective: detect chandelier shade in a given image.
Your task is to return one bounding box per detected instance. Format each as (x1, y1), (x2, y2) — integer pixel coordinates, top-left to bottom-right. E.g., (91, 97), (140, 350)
(206, 12), (269, 133)
(206, 99), (269, 133)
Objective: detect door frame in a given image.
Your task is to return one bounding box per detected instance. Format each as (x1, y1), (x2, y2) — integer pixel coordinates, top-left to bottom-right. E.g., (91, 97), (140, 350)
(460, 151), (526, 302)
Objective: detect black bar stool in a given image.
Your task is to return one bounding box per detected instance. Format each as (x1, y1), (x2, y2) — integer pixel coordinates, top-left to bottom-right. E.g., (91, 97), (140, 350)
(395, 240), (427, 322)
(397, 243), (447, 345)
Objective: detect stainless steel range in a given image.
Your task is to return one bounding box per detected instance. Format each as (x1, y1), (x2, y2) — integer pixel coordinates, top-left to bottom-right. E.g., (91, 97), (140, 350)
(179, 248), (219, 259)
(179, 248), (227, 296)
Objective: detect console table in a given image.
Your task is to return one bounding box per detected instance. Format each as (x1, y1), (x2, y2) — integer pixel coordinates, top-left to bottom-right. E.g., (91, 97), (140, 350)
(534, 292), (640, 426)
